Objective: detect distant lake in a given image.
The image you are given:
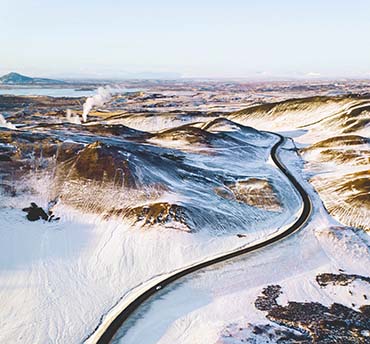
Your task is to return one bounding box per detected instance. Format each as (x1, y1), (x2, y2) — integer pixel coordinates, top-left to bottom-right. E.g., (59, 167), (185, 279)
(0, 87), (99, 97)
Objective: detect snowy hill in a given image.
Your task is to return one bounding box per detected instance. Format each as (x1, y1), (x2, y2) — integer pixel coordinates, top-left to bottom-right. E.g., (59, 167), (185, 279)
(0, 72), (65, 85)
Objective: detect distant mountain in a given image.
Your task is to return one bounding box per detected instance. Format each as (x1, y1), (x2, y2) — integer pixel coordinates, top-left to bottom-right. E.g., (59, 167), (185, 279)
(0, 72), (66, 85)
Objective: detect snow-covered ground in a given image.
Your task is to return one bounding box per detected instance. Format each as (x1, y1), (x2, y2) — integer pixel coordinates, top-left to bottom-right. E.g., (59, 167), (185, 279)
(111, 142), (370, 344)
(1, 91), (369, 343)
(0, 136), (300, 343)
(229, 97), (370, 232)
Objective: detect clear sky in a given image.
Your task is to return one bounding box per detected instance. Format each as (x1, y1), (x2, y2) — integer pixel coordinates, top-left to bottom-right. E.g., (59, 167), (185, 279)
(1, 0), (370, 79)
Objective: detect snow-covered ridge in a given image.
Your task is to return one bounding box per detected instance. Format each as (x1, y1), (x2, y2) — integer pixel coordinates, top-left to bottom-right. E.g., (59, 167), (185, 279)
(227, 95), (370, 233)
(111, 139), (370, 344)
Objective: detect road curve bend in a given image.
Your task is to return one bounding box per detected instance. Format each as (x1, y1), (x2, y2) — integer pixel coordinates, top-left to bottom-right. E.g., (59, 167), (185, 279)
(91, 133), (312, 344)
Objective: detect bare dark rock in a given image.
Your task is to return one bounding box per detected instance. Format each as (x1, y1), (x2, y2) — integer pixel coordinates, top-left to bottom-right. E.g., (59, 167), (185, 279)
(236, 234), (247, 238)
(255, 279), (370, 343)
(22, 202), (49, 221)
(22, 202), (60, 222)
(317, 273), (370, 287)
(254, 285), (282, 311)
(267, 301), (370, 343)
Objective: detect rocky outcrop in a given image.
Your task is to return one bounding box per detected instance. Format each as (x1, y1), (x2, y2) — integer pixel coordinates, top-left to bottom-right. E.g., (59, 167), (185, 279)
(266, 302), (370, 343)
(22, 202), (59, 222)
(317, 273), (370, 287)
(106, 202), (192, 231)
(254, 273), (370, 343)
(215, 178), (282, 211)
(254, 285), (282, 311)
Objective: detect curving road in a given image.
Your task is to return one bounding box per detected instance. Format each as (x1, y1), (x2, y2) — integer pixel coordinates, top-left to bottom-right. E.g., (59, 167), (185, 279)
(92, 133), (312, 344)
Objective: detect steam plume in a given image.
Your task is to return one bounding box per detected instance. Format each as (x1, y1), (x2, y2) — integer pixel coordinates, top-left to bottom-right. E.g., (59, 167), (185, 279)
(0, 114), (16, 129)
(66, 109), (81, 124)
(82, 86), (113, 122)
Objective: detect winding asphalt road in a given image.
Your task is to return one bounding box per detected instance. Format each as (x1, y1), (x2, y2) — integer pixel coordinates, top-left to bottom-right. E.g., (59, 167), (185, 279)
(92, 133), (312, 344)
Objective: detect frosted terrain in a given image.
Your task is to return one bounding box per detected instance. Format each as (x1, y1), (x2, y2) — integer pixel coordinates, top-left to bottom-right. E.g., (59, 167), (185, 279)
(0, 109), (300, 343)
(0, 84), (369, 343)
(113, 141), (370, 344)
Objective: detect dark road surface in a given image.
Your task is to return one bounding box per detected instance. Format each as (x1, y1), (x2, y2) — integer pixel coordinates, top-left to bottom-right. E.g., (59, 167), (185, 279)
(92, 133), (312, 344)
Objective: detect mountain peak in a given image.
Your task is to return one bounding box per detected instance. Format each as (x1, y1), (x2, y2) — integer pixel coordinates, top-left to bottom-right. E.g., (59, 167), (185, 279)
(6, 72), (23, 77)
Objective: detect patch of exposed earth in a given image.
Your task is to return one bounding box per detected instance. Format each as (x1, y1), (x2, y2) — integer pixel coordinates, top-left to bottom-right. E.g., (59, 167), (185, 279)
(218, 273), (370, 343)
(214, 178), (282, 212)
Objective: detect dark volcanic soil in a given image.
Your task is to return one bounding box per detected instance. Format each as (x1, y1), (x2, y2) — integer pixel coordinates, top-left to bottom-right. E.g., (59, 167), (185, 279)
(253, 273), (370, 343)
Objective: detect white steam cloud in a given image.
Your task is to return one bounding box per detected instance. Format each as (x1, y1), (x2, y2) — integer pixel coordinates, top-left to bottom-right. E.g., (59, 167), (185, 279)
(0, 114), (16, 129)
(66, 109), (82, 124)
(82, 86), (113, 122)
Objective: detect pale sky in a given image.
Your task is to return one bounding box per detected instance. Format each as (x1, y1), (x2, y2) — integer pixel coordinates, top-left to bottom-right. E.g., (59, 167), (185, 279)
(1, 0), (370, 79)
